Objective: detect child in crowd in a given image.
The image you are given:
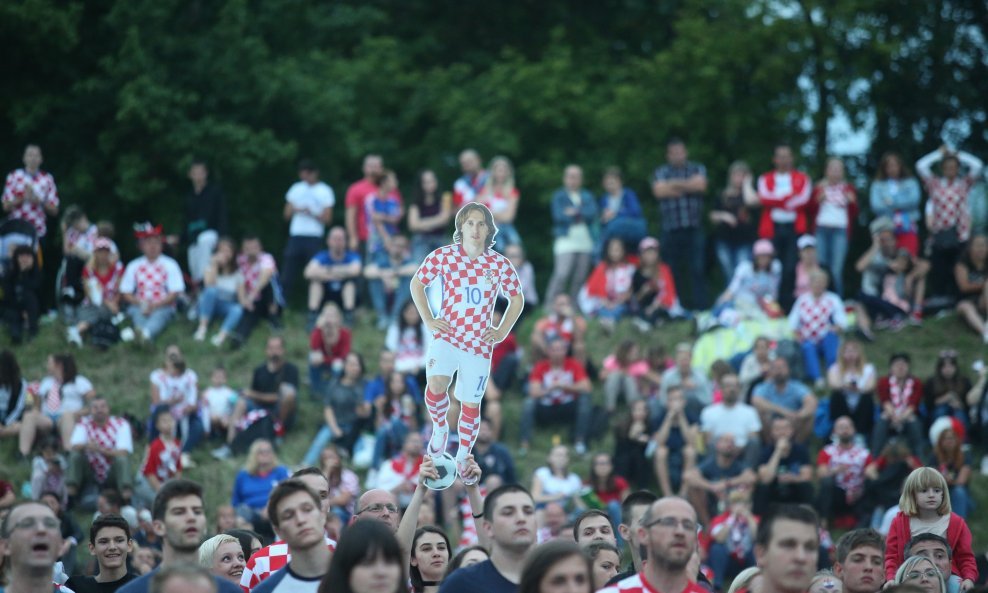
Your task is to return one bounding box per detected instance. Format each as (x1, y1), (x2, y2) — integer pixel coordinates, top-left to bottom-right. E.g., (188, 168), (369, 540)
(883, 467), (976, 588)
(60, 205), (98, 313)
(203, 366), (238, 440)
(135, 406), (183, 509)
(3, 245), (41, 343)
(29, 436), (67, 505)
(366, 169), (403, 256)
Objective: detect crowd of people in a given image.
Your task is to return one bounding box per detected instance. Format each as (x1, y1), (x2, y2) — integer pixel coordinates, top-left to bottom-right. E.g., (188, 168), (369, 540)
(1, 140), (988, 593)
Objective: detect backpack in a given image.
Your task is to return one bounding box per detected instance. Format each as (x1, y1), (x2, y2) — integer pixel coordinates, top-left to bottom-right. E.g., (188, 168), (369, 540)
(89, 318), (120, 350)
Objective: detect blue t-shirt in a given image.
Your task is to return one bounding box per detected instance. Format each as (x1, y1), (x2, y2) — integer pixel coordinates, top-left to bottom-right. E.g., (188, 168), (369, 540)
(117, 569), (242, 593)
(231, 466), (291, 509)
(752, 380), (811, 412)
(650, 409), (700, 451)
(309, 250), (361, 291)
(364, 374), (421, 404)
(439, 559), (517, 593)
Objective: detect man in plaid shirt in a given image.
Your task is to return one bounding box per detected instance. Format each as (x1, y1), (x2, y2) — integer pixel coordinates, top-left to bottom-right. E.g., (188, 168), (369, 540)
(410, 203), (524, 485)
(651, 138), (709, 310)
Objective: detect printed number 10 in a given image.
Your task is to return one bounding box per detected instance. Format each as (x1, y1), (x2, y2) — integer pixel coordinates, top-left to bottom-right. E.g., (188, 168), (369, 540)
(463, 286), (482, 305)
(476, 375), (488, 392)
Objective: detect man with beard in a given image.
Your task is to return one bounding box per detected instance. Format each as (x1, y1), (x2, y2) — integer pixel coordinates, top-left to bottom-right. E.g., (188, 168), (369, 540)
(754, 505), (819, 593)
(241, 468), (337, 593)
(253, 481), (332, 593)
(833, 529), (885, 593)
(227, 336), (298, 448)
(440, 485), (536, 593)
(66, 514), (138, 593)
(0, 500), (68, 593)
(118, 479), (241, 593)
(817, 416), (872, 527)
(599, 497), (708, 593)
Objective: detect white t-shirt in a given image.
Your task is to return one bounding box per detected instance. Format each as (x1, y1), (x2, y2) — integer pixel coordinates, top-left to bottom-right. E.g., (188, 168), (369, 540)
(38, 376), (94, 415)
(252, 565), (321, 593)
(700, 402), (762, 447)
(769, 172), (797, 223)
(204, 385), (238, 418)
(149, 369), (199, 415)
(286, 181), (335, 237)
(533, 467), (582, 497)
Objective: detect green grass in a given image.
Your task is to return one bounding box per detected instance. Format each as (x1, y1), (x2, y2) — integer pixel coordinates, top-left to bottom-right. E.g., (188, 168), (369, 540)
(2, 306), (986, 561)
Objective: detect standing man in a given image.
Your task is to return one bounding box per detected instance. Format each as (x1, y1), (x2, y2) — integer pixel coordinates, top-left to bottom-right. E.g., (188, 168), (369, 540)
(410, 203), (524, 484)
(181, 160), (228, 287)
(66, 514), (138, 593)
(439, 485), (536, 593)
(252, 480), (333, 593)
(241, 468), (337, 593)
(453, 149), (488, 207)
(599, 496), (708, 593)
(67, 396), (134, 506)
(651, 138), (709, 310)
(753, 505), (819, 593)
(345, 154), (384, 253)
(120, 223), (186, 342)
(282, 159), (334, 304)
(118, 479), (241, 593)
(757, 143), (812, 311)
(833, 529), (885, 593)
(3, 144), (60, 239)
(0, 500), (66, 593)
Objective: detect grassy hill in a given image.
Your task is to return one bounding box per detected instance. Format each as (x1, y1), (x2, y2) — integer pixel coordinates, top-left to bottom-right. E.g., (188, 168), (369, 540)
(2, 306), (986, 560)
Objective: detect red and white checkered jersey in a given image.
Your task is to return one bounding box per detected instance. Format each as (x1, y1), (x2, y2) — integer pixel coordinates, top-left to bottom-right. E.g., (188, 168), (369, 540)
(237, 252), (277, 296)
(140, 436), (182, 483)
(82, 261), (124, 305)
(241, 536), (337, 593)
(65, 224), (98, 256)
(415, 244), (521, 358)
(2, 168), (59, 237)
(528, 358), (588, 406)
(818, 443), (871, 499)
(120, 255), (185, 305)
(598, 571), (710, 593)
(789, 292), (845, 342)
(925, 177), (975, 241)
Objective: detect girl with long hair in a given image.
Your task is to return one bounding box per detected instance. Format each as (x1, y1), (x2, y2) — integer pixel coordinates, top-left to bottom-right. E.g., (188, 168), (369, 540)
(586, 452), (629, 530)
(925, 350), (971, 425)
(409, 526), (451, 593)
(319, 520), (405, 593)
(479, 156), (522, 252)
(518, 541), (592, 593)
(869, 152), (921, 255)
(408, 169), (452, 262)
(826, 339), (877, 441)
(194, 237), (245, 347)
(953, 235), (988, 341)
(710, 161), (759, 282)
(19, 353), (94, 456)
(928, 426), (972, 519)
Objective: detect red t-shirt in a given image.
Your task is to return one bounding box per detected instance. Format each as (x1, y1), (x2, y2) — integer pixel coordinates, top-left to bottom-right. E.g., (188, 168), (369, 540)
(309, 326), (352, 364)
(491, 333), (518, 371)
(140, 437), (182, 482)
(345, 179), (377, 242)
(593, 475), (629, 505)
(529, 358), (588, 406)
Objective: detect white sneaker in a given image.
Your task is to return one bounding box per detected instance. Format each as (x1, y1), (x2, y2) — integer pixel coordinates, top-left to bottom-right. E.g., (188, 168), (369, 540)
(193, 326), (207, 342)
(210, 333), (225, 347)
(365, 469), (379, 489)
(428, 425), (449, 459)
(119, 328), (135, 343)
(140, 328), (152, 343)
(66, 327), (83, 347)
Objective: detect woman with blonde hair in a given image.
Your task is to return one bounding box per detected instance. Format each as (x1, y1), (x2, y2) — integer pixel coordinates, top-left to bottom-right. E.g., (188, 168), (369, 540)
(199, 534), (246, 584)
(231, 439), (289, 535)
(826, 339), (877, 440)
(883, 467), (976, 588)
(892, 556), (945, 593)
(478, 156), (521, 251)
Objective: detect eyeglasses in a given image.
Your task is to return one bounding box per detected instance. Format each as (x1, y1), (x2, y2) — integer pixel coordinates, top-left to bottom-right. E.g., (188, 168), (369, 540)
(905, 569), (940, 581)
(357, 503), (398, 515)
(11, 517), (60, 531)
(643, 517), (697, 532)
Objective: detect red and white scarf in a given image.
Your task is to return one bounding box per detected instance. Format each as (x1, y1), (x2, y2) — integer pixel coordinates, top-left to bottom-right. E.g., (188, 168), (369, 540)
(44, 381), (62, 415)
(888, 376), (914, 413)
(82, 416), (124, 483)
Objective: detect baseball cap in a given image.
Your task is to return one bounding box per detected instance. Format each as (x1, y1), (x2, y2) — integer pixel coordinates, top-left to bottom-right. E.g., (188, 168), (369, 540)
(753, 239), (775, 256)
(797, 235), (816, 250)
(639, 237), (660, 251)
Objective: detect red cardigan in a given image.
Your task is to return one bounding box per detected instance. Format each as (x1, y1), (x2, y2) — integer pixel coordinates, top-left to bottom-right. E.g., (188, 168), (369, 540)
(884, 511), (977, 582)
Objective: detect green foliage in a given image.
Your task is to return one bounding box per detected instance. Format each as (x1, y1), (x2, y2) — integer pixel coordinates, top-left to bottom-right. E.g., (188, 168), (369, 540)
(1, 0), (986, 269)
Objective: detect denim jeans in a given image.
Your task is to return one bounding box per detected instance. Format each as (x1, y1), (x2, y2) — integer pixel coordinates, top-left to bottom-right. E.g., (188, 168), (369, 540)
(372, 419), (411, 469)
(801, 331), (840, 381)
(708, 544), (756, 589)
(197, 286), (243, 333)
(302, 424), (340, 467)
(815, 226), (849, 296)
(367, 277), (412, 325)
(127, 305), (175, 339)
(714, 241), (752, 284)
(412, 235), (447, 263)
(661, 227), (707, 310)
(773, 223), (798, 311)
(493, 223), (522, 253)
(596, 218), (647, 260)
(950, 485), (972, 518)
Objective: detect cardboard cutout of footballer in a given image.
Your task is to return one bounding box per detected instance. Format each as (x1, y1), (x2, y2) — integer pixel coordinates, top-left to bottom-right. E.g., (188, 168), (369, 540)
(409, 202), (524, 489)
